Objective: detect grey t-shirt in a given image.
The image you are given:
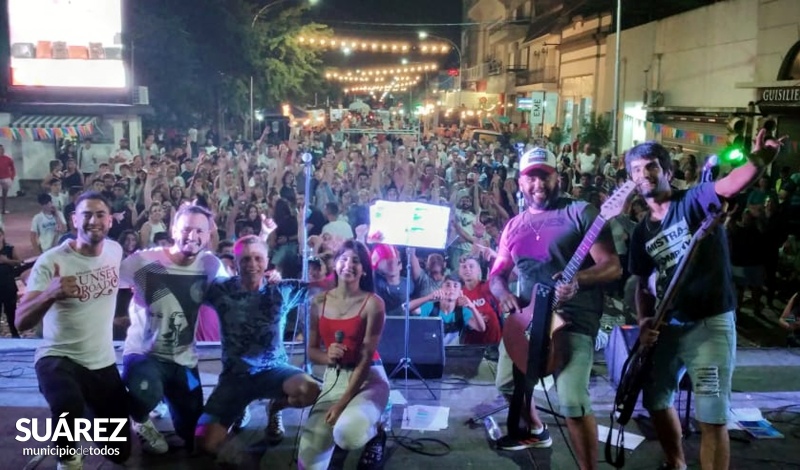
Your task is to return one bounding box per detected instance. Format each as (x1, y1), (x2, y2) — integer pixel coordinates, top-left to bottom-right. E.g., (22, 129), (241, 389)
(497, 197), (612, 337)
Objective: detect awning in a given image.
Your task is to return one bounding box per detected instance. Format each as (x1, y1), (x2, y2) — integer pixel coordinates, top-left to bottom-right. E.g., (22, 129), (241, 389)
(10, 115), (97, 129)
(1, 115), (98, 141)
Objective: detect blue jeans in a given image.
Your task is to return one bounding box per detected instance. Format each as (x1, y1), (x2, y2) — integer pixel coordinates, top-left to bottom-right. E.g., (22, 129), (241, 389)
(122, 354), (204, 448)
(642, 311), (736, 425)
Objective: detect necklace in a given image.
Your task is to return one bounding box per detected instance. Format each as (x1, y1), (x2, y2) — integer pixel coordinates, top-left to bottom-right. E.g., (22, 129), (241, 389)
(523, 211), (547, 241)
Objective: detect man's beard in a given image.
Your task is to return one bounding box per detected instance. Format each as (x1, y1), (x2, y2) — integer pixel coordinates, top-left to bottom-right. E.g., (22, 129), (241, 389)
(80, 226), (107, 245)
(525, 185), (560, 210)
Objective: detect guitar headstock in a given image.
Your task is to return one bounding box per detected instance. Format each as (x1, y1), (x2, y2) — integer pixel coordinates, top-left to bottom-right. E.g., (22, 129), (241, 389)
(599, 180), (636, 220)
(695, 202), (729, 240)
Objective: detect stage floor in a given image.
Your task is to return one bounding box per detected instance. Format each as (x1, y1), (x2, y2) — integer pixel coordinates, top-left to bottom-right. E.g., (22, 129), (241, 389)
(0, 340), (799, 469)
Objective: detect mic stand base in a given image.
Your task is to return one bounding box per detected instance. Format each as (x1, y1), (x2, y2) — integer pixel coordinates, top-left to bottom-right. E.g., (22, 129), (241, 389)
(386, 247), (436, 400)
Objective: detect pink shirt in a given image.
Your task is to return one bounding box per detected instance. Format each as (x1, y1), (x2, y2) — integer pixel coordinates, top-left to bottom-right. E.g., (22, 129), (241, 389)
(195, 304), (220, 341)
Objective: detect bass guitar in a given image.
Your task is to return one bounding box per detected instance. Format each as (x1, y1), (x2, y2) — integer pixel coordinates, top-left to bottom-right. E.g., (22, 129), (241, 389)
(503, 181), (636, 382)
(605, 203), (727, 468)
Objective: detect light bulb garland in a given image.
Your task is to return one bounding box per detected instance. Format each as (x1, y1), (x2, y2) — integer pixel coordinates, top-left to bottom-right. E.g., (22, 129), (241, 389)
(325, 63), (438, 80)
(325, 74), (422, 83)
(295, 36), (451, 54)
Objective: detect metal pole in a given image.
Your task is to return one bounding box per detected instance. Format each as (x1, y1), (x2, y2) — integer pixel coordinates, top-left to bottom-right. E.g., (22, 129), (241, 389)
(610, 0), (622, 156)
(250, 76), (254, 141)
(300, 152), (314, 373)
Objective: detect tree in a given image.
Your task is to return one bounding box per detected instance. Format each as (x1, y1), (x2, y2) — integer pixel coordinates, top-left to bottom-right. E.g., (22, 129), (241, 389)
(130, 0), (329, 136)
(250, 6), (331, 108)
(579, 113), (611, 153)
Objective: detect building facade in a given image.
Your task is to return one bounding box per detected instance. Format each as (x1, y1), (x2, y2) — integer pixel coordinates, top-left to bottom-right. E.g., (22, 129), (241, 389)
(598, 0), (800, 167)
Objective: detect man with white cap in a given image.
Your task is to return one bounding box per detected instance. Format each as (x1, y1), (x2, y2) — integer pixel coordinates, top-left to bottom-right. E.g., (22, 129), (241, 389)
(488, 146), (621, 469)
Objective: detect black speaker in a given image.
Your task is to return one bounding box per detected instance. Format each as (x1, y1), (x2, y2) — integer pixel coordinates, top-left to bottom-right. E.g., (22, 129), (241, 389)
(379, 316), (445, 379)
(605, 325), (639, 387)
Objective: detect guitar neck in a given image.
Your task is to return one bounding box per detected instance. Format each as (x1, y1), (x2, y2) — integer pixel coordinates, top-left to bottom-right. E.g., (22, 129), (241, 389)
(650, 219), (715, 325)
(550, 215), (607, 308)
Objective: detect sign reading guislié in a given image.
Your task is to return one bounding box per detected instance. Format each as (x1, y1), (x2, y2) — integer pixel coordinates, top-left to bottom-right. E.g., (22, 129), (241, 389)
(760, 87), (800, 104)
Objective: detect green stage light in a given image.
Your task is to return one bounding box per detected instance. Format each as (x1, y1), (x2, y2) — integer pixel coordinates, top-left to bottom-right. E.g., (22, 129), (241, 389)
(720, 145), (746, 166)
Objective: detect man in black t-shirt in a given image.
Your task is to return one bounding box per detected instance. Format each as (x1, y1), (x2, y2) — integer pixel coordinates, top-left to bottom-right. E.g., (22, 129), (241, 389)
(626, 130), (785, 470)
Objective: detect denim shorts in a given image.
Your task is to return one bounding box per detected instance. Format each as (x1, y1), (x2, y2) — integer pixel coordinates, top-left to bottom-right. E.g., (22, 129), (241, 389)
(495, 332), (596, 418)
(199, 363), (304, 427)
(642, 311), (736, 425)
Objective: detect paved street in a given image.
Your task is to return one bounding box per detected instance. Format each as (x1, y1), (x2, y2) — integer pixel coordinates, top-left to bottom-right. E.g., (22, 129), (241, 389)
(0, 342), (799, 469)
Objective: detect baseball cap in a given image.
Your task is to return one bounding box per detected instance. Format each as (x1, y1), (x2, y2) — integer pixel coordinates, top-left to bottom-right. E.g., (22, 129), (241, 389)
(519, 147), (557, 175)
(371, 244), (399, 269)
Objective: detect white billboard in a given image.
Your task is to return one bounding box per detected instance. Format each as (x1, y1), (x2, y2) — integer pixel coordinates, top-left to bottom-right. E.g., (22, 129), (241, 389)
(8, 0), (126, 89)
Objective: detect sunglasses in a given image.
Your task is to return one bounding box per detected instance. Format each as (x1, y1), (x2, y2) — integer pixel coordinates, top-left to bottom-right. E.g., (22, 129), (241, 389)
(459, 255), (481, 264)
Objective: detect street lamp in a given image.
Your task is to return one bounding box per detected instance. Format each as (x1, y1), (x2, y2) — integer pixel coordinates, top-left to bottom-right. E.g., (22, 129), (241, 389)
(250, 0), (320, 140)
(418, 31), (462, 108)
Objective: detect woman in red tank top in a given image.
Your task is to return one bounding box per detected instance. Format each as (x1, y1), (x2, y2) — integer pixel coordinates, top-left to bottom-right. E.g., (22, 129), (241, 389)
(298, 240), (389, 470)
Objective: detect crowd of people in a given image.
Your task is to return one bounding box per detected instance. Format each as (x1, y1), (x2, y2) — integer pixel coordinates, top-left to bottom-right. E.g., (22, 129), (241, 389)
(0, 117), (797, 470)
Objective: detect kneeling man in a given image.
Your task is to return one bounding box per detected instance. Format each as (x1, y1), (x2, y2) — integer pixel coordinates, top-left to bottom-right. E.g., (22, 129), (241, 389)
(196, 235), (320, 454)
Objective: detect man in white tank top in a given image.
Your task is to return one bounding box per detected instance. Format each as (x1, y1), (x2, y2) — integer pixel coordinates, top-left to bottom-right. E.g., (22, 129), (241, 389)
(17, 191), (131, 470)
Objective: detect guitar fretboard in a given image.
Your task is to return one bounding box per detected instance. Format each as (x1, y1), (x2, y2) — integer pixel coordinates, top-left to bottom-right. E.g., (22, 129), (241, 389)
(550, 215), (607, 310)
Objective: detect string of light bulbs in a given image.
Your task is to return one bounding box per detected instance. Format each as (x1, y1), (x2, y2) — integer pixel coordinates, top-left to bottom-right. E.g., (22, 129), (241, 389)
(295, 36), (451, 54)
(344, 85), (410, 93)
(325, 63), (438, 79)
(344, 77), (422, 91)
(326, 74), (422, 83)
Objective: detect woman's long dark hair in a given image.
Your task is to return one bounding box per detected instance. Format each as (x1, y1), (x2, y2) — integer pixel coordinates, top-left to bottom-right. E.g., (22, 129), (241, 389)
(273, 197), (293, 222)
(333, 240), (374, 293)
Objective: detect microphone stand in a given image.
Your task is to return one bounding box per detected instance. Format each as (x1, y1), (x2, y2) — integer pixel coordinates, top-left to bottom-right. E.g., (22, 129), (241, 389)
(300, 152), (314, 375)
(700, 154), (718, 183)
(387, 247), (436, 399)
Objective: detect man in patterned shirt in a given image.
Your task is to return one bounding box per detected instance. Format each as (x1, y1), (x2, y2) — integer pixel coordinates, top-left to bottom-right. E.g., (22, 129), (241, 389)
(195, 235), (320, 456)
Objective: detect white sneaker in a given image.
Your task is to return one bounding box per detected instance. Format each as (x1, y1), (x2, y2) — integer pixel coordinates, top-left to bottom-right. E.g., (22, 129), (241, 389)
(149, 400), (170, 419)
(133, 419), (169, 454)
(56, 454), (83, 470)
(232, 405), (252, 431)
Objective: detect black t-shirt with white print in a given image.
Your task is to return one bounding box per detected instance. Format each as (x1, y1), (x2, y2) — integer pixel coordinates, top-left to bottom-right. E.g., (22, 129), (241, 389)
(629, 182), (736, 322)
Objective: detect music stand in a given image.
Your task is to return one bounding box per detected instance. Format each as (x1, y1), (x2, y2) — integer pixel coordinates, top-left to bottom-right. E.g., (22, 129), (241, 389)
(368, 201), (451, 400)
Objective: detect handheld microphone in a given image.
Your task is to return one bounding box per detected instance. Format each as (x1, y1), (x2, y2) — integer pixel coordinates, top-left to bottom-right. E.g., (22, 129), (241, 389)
(701, 155), (718, 183)
(334, 330), (345, 372)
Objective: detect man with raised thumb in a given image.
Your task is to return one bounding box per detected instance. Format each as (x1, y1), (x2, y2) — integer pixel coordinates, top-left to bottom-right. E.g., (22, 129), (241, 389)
(16, 191), (130, 470)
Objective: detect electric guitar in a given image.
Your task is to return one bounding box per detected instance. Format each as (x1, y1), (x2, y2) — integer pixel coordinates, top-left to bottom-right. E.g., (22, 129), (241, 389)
(503, 181), (636, 382)
(605, 203), (727, 468)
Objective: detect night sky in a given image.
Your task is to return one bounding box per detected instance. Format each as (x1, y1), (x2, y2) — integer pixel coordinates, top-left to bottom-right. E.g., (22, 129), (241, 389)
(309, 0), (463, 70)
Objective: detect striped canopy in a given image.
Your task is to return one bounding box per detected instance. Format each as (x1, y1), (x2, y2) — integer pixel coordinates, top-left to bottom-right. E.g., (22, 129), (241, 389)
(10, 115), (97, 129)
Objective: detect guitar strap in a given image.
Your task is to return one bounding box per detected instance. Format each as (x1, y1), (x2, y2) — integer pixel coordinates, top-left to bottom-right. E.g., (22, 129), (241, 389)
(507, 365), (534, 437)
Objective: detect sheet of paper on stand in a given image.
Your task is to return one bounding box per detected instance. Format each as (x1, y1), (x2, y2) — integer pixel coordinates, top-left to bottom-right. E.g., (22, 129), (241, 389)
(402, 405), (450, 431)
(727, 407), (764, 430)
(389, 389), (407, 406)
(597, 425), (646, 450)
(738, 420), (784, 439)
(534, 375), (554, 392)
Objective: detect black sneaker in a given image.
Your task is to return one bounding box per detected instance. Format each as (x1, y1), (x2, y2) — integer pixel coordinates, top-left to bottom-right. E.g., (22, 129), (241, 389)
(357, 428), (387, 470)
(496, 426), (553, 450)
